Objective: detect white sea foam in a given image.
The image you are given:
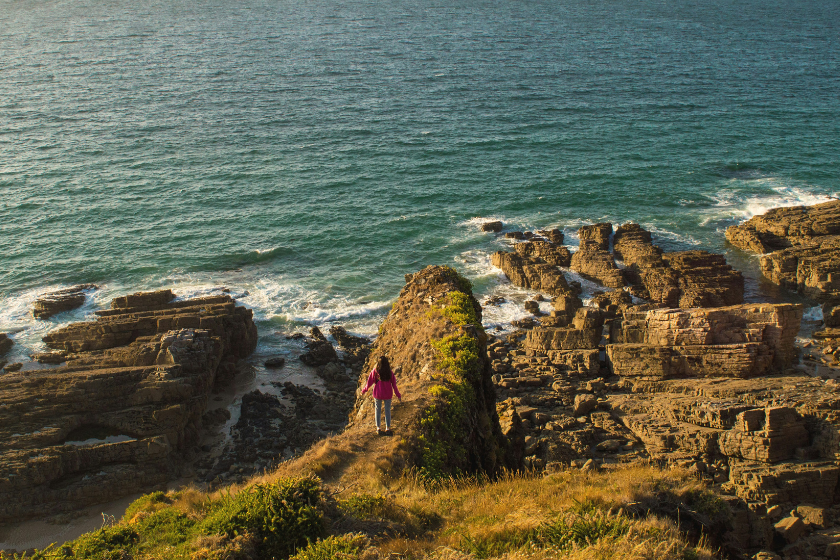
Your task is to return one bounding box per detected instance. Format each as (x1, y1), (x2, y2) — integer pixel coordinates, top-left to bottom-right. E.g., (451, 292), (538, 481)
(64, 435), (134, 447)
(0, 284), (106, 364)
(701, 182), (838, 227)
(803, 305), (824, 322)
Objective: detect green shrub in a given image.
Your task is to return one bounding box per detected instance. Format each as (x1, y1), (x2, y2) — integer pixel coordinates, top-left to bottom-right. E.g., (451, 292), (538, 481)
(199, 476), (324, 558)
(441, 291), (481, 327)
(123, 490), (172, 520)
(287, 534), (366, 560)
(71, 525), (140, 559)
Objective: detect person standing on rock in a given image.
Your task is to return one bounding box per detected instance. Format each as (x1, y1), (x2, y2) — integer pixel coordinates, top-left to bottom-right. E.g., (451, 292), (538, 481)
(361, 355), (402, 436)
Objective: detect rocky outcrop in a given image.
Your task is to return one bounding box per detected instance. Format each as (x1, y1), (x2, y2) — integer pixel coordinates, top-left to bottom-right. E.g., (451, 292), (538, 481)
(353, 265), (511, 477)
(329, 326), (371, 373)
(0, 290), (257, 523)
(726, 200), (840, 254)
(613, 223), (744, 308)
(42, 290), (256, 359)
(283, 266), (514, 484)
(481, 221), (503, 232)
(607, 304), (803, 379)
(32, 284), (97, 319)
(726, 200), (840, 302)
(578, 222), (612, 250)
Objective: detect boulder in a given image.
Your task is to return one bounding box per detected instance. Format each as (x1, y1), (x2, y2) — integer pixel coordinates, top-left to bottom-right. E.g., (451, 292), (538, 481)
(515, 239), (572, 267)
(491, 251), (575, 297)
(573, 394), (598, 417)
(32, 284), (97, 319)
(578, 222), (613, 251)
(571, 240), (624, 288)
(796, 504), (828, 528)
(537, 229), (564, 244)
(264, 357), (286, 368)
(774, 515), (806, 543)
(481, 221), (503, 232)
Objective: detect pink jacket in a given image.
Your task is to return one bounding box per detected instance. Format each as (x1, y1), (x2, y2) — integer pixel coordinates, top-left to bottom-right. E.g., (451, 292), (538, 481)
(361, 367), (402, 401)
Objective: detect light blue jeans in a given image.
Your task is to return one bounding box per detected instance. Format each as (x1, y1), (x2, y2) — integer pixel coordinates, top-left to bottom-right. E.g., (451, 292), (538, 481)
(374, 398), (392, 430)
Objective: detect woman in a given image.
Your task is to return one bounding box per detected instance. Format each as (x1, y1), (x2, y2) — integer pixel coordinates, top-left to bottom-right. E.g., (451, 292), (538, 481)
(361, 355), (402, 435)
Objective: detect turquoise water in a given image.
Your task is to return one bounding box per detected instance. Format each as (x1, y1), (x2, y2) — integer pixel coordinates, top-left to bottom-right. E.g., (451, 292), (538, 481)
(1, 0), (839, 362)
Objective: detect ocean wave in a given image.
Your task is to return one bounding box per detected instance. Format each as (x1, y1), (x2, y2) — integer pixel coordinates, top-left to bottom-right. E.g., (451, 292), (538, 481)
(802, 305), (824, 322)
(204, 246), (293, 271)
(645, 226), (702, 247)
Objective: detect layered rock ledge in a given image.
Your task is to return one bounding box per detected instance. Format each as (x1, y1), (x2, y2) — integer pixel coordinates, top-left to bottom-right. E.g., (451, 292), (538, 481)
(0, 290), (257, 523)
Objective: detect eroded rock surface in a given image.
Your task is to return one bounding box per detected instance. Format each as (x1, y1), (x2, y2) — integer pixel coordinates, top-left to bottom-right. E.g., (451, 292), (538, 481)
(0, 290), (257, 523)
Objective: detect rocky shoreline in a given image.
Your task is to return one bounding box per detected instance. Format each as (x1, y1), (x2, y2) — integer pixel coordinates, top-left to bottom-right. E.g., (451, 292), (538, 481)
(3, 200), (840, 558)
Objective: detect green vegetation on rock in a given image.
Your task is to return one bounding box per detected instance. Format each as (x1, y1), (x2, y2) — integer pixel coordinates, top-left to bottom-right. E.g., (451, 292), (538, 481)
(418, 278), (487, 482)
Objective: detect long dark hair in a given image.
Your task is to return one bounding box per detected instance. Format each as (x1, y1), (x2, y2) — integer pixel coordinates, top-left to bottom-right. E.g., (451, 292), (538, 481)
(376, 355), (392, 381)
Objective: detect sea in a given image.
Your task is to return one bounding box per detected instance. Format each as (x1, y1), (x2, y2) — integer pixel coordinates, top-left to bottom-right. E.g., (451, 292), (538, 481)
(1, 0), (839, 386)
